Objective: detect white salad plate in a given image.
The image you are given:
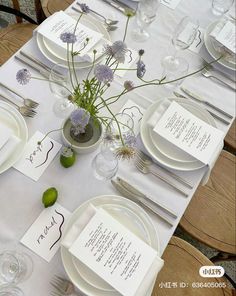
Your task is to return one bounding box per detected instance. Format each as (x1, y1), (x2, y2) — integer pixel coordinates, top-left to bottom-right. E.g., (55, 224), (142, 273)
(36, 13), (111, 69)
(0, 101), (28, 174)
(140, 98), (216, 171)
(204, 21), (236, 71)
(61, 195), (160, 296)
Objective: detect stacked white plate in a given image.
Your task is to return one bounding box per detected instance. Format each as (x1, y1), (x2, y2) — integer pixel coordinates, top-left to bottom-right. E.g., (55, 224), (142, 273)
(204, 20), (236, 71)
(61, 195), (160, 296)
(0, 101), (28, 174)
(140, 98), (216, 171)
(36, 14), (111, 69)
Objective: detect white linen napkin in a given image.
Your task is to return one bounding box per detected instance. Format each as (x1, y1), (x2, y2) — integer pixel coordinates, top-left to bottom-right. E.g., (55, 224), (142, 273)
(0, 135), (21, 167)
(0, 123), (13, 149)
(147, 99), (223, 185)
(61, 204), (164, 296)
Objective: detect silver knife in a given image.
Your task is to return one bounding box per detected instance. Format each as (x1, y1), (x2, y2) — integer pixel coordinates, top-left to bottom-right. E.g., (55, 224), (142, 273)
(102, 0), (135, 14)
(174, 91), (231, 125)
(180, 87), (233, 119)
(15, 55), (50, 78)
(111, 179), (174, 226)
(117, 177), (177, 218)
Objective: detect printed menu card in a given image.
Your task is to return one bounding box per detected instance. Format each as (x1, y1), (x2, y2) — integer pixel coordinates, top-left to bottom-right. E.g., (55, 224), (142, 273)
(214, 21), (236, 54)
(69, 208), (161, 296)
(37, 11), (103, 54)
(153, 101), (224, 165)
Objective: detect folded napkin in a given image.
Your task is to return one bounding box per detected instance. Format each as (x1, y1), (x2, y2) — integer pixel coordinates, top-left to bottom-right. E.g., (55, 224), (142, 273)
(0, 135), (21, 167)
(0, 123), (13, 150)
(147, 99), (223, 185)
(61, 204), (164, 296)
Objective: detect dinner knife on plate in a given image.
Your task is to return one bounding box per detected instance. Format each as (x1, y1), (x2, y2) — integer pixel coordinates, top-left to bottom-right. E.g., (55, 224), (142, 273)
(102, 0), (136, 14)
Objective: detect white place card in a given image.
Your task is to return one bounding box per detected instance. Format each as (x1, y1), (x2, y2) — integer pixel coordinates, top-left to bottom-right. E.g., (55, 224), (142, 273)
(160, 0), (181, 10)
(21, 203), (71, 262)
(37, 11), (103, 54)
(69, 208), (158, 296)
(13, 131), (62, 181)
(114, 48), (139, 78)
(215, 21), (236, 54)
(120, 100), (144, 135)
(153, 101), (224, 165)
(189, 27), (205, 53)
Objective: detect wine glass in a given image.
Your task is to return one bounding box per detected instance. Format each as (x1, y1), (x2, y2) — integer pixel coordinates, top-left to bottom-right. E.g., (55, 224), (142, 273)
(161, 16), (199, 88)
(132, 0), (160, 42)
(0, 284), (24, 296)
(49, 63), (75, 118)
(0, 251), (33, 284)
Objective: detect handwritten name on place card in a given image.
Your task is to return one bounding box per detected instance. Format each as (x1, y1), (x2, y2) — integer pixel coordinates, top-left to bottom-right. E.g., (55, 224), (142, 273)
(13, 131), (61, 181)
(21, 203), (71, 262)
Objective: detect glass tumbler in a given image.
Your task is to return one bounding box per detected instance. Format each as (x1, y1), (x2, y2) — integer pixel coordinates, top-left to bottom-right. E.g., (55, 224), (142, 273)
(0, 251), (33, 284)
(0, 285), (24, 296)
(212, 0), (234, 16)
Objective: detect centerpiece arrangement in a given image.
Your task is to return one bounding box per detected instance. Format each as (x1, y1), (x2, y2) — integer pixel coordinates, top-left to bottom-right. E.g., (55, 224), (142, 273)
(16, 3), (222, 163)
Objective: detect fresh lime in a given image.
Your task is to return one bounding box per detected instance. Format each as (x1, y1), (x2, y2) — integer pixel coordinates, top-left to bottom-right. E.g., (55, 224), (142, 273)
(42, 187), (58, 208)
(60, 147), (76, 168)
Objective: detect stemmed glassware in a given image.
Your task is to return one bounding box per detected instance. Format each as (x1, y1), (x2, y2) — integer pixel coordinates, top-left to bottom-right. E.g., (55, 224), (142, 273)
(0, 251), (33, 285)
(132, 0), (160, 42)
(49, 63), (75, 118)
(0, 284), (24, 296)
(161, 16), (199, 88)
(92, 113), (134, 181)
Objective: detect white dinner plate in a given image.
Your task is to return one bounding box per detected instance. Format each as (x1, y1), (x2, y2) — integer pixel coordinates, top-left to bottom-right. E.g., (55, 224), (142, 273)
(61, 195), (160, 296)
(140, 98), (216, 171)
(37, 14), (111, 69)
(204, 21), (236, 71)
(0, 101), (28, 174)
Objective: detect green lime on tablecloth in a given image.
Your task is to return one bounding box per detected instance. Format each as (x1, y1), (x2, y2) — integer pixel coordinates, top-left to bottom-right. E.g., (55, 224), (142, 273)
(42, 187), (58, 208)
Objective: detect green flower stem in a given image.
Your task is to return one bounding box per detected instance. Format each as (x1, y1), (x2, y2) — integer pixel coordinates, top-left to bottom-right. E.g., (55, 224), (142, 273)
(123, 16), (130, 42)
(38, 128), (63, 144)
(86, 51), (97, 79)
(96, 89), (126, 110)
(67, 43), (75, 91)
(31, 76), (73, 94)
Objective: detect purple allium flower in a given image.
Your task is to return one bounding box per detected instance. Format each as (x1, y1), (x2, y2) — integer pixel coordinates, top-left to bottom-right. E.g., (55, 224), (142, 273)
(78, 3), (90, 13)
(136, 60), (146, 78)
(94, 65), (114, 83)
(105, 41), (127, 63)
(70, 108), (90, 133)
(16, 69), (31, 85)
(60, 32), (77, 44)
(124, 80), (134, 91)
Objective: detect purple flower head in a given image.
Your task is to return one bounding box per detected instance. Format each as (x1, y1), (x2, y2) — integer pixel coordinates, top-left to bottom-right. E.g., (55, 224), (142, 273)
(16, 69), (31, 85)
(60, 32), (77, 44)
(136, 60), (146, 78)
(124, 80), (134, 91)
(105, 41), (127, 63)
(78, 3), (90, 13)
(70, 108), (90, 133)
(94, 65), (113, 83)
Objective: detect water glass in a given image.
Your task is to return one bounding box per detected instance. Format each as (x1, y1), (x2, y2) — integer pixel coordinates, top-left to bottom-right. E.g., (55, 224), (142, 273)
(0, 285), (24, 296)
(212, 0), (234, 16)
(92, 146), (118, 181)
(0, 251), (33, 284)
(132, 0), (160, 42)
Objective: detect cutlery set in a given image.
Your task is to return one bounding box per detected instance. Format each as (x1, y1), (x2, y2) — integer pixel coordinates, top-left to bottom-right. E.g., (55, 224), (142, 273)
(0, 83), (39, 118)
(50, 276), (80, 296)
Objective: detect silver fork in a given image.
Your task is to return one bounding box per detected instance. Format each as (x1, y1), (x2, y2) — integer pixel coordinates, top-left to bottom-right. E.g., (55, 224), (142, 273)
(0, 82), (39, 109)
(201, 68), (235, 90)
(50, 276), (80, 296)
(0, 94), (37, 118)
(76, 2), (119, 26)
(136, 150), (193, 189)
(71, 6), (118, 31)
(135, 159), (189, 197)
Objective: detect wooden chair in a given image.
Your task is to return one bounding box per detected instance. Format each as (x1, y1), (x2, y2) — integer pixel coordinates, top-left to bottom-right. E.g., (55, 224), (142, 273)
(179, 150), (236, 286)
(152, 236), (234, 296)
(40, 0), (73, 18)
(0, 0), (44, 65)
(224, 120), (236, 155)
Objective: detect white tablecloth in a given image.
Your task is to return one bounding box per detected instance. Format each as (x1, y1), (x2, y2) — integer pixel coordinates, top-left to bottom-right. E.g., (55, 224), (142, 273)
(0, 0), (235, 295)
